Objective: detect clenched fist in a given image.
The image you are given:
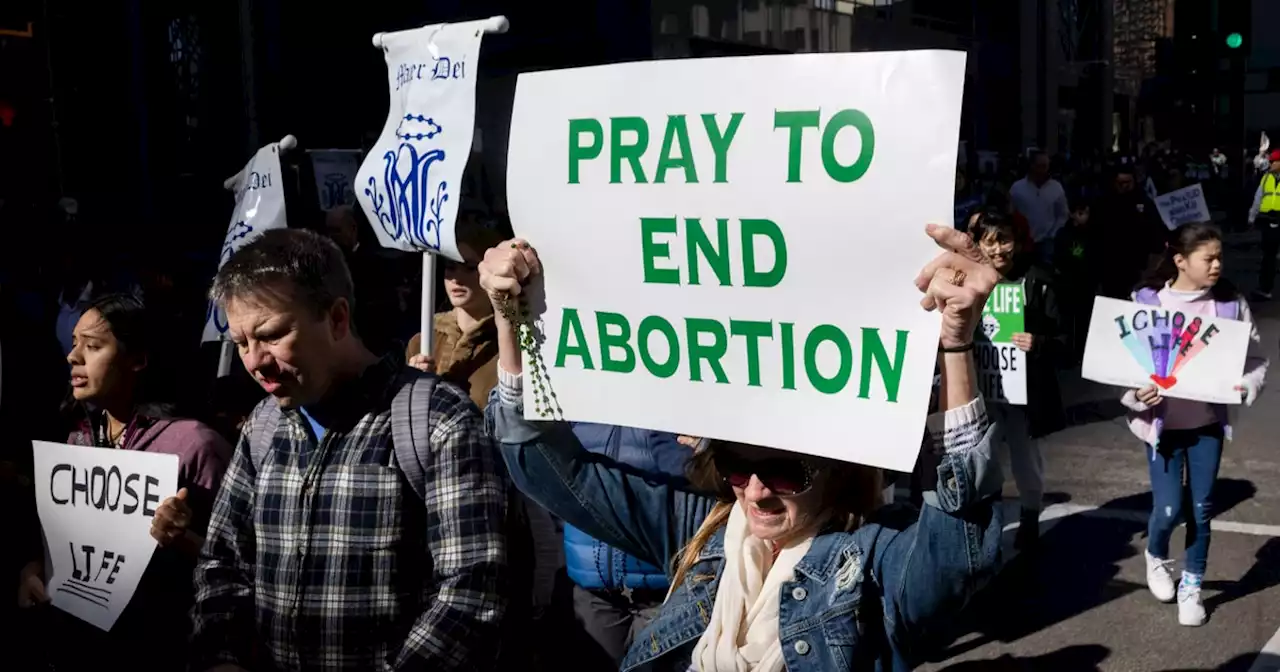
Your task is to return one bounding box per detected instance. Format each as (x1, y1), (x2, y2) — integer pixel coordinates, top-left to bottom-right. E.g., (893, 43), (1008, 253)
(479, 239), (542, 313)
(915, 224), (1000, 349)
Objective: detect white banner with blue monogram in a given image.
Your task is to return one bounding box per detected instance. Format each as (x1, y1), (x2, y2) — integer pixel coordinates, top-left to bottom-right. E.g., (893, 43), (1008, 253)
(355, 20), (486, 263)
(202, 143), (288, 342)
(309, 149), (362, 211)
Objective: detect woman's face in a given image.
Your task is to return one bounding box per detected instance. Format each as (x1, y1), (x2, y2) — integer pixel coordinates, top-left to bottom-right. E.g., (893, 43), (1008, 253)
(717, 443), (832, 546)
(66, 309), (141, 404)
(977, 228), (1017, 274)
(1175, 240), (1223, 289)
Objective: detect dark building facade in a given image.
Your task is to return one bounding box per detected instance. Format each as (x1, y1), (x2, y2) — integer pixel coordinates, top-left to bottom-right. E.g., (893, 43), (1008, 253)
(4, 0), (1049, 268)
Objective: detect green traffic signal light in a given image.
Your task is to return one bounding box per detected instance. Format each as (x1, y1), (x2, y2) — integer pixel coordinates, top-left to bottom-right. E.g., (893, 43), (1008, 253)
(1227, 32), (1243, 49)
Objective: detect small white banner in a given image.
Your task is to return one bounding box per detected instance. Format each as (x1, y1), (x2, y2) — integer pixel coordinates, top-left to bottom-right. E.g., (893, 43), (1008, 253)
(356, 20), (487, 262)
(1153, 183), (1211, 230)
(507, 50), (966, 472)
(309, 149), (362, 211)
(32, 442), (179, 631)
(203, 144), (288, 342)
(1082, 296), (1250, 404)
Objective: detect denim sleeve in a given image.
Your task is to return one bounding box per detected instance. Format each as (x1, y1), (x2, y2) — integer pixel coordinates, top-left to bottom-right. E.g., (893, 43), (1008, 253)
(865, 397), (1003, 661)
(648, 431), (693, 482)
(486, 382), (714, 572)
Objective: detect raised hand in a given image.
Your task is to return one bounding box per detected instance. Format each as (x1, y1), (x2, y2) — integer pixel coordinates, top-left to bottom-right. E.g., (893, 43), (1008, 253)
(915, 224), (1000, 349)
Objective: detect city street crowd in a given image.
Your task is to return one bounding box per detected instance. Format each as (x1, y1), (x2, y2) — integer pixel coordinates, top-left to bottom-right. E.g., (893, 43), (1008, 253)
(0, 144), (1275, 671)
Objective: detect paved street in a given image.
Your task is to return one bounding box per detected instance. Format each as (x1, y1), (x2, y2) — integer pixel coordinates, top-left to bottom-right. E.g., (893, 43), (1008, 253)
(920, 231), (1280, 672)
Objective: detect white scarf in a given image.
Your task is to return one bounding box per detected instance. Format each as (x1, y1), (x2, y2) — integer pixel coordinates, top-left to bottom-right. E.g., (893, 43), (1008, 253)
(691, 504), (813, 672)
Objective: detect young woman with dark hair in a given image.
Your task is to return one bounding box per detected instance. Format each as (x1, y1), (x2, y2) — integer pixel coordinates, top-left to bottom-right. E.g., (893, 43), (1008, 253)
(1123, 223), (1268, 627)
(968, 210), (1067, 550)
(15, 292), (232, 670)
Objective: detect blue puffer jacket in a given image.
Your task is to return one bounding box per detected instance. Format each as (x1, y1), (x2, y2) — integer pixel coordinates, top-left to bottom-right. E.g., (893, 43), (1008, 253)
(564, 423), (689, 592)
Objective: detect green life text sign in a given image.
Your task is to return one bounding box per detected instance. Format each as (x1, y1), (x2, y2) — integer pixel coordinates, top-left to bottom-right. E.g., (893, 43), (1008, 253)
(975, 283), (1027, 405)
(506, 51), (967, 471)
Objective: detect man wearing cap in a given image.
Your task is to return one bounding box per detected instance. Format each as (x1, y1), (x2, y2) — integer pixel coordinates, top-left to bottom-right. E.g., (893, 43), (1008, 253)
(1248, 149), (1280, 299)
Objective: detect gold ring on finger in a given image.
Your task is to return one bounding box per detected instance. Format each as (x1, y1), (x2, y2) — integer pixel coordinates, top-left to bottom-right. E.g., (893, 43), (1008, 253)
(951, 269), (967, 286)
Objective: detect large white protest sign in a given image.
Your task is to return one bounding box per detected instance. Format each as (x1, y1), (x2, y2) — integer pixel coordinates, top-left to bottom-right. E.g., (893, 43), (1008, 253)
(309, 149), (362, 211)
(507, 51), (965, 472)
(1082, 296), (1250, 404)
(31, 442), (179, 631)
(202, 143), (288, 342)
(1154, 183), (1211, 230)
(356, 20), (486, 262)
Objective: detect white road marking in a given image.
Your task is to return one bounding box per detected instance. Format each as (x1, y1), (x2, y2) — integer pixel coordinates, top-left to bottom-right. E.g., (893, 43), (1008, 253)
(1249, 627), (1280, 672)
(889, 490), (1280, 668)
(998, 501), (1280, 671)
(892, 489), (1280, 538)
(1011, 502), (1280, 538)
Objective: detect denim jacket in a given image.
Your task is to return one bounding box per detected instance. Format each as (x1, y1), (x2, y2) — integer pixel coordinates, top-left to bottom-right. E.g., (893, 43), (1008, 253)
(488, 382), (1002, 672)
(565, 423), (689, 592)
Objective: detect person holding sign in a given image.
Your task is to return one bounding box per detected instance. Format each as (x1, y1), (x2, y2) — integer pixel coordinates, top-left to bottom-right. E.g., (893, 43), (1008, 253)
(483, 225), (1003, 671)
(1120, 223), (1268, 627)
(15, 293), (232, 670)
(970, 211), (1066, 550)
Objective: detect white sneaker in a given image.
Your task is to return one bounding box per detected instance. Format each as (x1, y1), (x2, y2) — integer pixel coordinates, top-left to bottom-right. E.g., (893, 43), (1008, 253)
(1145, 550), (1177, 603)
(1178, 579), (1207, 626)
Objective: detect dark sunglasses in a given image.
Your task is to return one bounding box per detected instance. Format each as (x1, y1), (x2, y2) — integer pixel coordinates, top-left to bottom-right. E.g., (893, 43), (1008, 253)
(443, 259), (478, 273)
(714, 453), (814, 496)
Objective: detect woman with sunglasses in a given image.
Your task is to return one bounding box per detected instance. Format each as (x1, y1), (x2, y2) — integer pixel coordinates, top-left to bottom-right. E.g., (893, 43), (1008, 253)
(481, 225), (1003, 671)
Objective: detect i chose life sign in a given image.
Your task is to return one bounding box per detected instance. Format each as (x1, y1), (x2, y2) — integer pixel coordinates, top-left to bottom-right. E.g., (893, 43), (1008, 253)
(507, 51), (966, 471)
(32, 442), (178, 631)
(1082, 296), (1250, 404)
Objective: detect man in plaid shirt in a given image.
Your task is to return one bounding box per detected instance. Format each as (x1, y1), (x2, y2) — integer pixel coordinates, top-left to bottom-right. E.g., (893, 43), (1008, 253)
(191, 230), (509, 671)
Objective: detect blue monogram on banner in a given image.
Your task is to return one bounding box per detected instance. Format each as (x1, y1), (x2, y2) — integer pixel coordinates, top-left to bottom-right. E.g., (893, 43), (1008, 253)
(207, 220), (257, 335)
(220, 220), (255, 264)
(205, 300), (230, 335)
(322, 174), (351, 209)
(364, 113), (449, 251)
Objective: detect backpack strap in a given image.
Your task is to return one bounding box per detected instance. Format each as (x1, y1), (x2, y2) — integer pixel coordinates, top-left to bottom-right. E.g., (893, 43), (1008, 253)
(390, 371), (439, 503)
(245, 398), (282, 474)
(1134, 287), (1161, 306)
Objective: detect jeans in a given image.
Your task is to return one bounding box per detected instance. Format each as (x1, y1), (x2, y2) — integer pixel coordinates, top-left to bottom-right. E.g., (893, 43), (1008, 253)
(1147, 425), (1224, 576)
(992, 403), (1044, 512)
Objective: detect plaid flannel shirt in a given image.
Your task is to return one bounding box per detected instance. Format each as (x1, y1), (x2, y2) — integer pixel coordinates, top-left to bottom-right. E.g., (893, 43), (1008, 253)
(191, 355), (509, 671)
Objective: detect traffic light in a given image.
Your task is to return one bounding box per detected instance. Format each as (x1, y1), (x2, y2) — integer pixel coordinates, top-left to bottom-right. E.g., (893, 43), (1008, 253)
(1226, 32), (1243, 50)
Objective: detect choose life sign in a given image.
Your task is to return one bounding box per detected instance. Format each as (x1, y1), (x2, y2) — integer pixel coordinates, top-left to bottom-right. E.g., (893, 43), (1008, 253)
(31, 442), (179, 631)
(507, 51), (966, 471)
(202, 143), (288, 342)
(975, 283), (1027, 405)
(1082, 296), (1250, 404)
